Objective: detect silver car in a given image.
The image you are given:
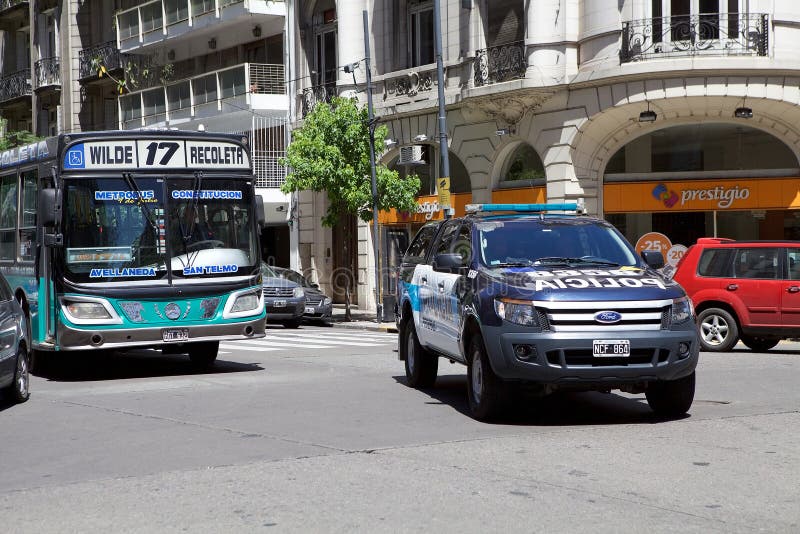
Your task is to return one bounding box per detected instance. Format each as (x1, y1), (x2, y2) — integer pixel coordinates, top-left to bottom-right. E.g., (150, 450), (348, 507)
(0, 272), (30, 404)
(261, 263), (306, 328)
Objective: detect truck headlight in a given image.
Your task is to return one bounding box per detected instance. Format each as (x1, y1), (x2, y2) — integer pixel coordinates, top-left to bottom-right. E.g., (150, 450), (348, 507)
(293, 287), (304, 298)
(231, 291), (260, 313)
(671, 296), (693, 325)
(494, 298), (539, 327)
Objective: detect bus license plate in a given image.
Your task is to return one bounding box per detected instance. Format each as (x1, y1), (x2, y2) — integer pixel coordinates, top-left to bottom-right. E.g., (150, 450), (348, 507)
(162, 328), (189, 342)
(592, 339), (630, 357)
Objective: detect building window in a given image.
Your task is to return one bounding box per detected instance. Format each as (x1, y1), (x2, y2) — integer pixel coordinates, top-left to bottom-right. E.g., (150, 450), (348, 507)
(653, 0), (740, 43)
(117, 10), (139, 42)
(192, 0), (215, 16)
(167, 81), (191, 112)
(140, 2), (163, 34)
(142, 89), (166, 124)
(501, 144), (545, 183)
(165, 0), (189, 26)
(409, 1), (434, 67)
(487, 0), (524, 48)
(314, 24), (337, 87)
(120, 94), (142, 127)
(192, 74), (218, 105)
(219, 67), (246, 98)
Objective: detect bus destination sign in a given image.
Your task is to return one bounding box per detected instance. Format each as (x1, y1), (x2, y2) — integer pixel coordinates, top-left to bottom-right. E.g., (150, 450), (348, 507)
(62, 139), (250, 171)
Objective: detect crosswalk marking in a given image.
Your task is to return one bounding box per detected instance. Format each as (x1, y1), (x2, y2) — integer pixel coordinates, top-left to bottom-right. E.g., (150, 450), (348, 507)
(277, 332), (395, 343)
(220, 329), (396, 353)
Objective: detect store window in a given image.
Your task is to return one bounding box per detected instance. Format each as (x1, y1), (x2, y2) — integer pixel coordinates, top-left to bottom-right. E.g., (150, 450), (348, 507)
(409, 1), (434, 67)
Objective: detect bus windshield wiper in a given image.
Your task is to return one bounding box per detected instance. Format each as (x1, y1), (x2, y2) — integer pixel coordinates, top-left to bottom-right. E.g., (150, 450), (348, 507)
(122, 172), (158, 234)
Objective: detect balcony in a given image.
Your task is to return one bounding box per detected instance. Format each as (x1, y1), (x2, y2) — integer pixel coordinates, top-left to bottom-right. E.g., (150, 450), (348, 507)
(116, 0), (286, 53)
(0, 0), (28, 30)
(300, 83), (336, 118)
(119, 62), (286, 130)
(34, 57), (60, 91)
(79, 41), (127, 82)
(474, 41), (527, 87)
(621, 13), (769, 63)
(0, 69), (32, 104)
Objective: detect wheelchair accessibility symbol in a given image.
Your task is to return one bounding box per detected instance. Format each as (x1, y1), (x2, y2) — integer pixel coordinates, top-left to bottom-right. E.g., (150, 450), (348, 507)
(68, 150), (83, 166)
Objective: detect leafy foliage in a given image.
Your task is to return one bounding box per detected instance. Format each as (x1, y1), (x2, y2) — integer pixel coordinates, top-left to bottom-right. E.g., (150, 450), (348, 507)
(280, 96), (420, 227)
(0, 129), (40, 150)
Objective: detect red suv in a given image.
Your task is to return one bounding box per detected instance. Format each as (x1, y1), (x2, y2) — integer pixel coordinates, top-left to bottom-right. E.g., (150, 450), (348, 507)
(673, 238), (800, 352)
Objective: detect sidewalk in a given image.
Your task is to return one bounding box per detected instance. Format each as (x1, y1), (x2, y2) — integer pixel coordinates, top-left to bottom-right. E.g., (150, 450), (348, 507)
(329, 304), (398, 333)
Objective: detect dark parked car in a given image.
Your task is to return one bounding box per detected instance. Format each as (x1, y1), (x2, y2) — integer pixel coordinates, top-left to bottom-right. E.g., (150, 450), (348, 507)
(0, 272), (30, 404)
(261, 263), (305, 328)
(672, 237), (800, 352)
(273, 267), (333, 324)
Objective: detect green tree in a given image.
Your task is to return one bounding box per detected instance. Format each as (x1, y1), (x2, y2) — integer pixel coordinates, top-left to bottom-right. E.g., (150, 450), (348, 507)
(280, 96), (420, 226)
(0, 128), (40, 151)
(280, 96), (420, 319)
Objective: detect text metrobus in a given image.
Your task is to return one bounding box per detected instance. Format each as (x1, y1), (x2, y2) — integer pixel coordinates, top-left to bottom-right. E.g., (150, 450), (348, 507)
(0, 130), (266, 368)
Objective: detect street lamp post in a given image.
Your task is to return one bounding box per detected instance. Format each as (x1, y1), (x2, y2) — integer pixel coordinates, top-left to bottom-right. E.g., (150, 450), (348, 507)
(363, 10), (382, 323)
(433, 0), (451, 218)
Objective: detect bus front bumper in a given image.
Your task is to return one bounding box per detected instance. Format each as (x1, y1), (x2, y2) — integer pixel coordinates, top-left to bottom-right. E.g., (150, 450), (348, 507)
(56, 317), (266, 351)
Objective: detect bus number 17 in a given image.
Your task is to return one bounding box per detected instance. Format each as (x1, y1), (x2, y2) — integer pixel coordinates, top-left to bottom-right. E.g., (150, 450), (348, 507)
(145, 142), (180, 166)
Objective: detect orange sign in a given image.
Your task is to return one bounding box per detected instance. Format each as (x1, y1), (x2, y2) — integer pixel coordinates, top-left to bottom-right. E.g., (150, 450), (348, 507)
(604, 177), (800, 213)
(635, 232), (672, 255)
(379, 193), (470, 225)
(491, 187), (546, 204)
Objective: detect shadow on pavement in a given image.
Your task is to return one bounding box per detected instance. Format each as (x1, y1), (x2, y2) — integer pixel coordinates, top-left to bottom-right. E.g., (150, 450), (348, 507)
(393, 374), (689, 426)
(33, 349), (262, 382)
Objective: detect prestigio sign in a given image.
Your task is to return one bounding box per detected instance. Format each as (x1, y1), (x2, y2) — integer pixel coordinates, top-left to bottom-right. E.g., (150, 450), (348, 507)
(62, 139), (250, 171)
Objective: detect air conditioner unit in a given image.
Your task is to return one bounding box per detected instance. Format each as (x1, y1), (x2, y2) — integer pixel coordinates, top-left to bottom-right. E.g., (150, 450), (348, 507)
(398, 145), (425, 165)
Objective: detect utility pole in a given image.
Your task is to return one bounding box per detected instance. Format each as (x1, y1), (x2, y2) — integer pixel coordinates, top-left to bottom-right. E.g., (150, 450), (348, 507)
(363, 10), (382, 323)
(433, 0), (451, 218)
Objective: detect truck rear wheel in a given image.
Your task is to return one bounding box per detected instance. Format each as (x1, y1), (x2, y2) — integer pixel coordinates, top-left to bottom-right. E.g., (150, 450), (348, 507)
(188, 341), (219, 369)
(645, 371), (695, 417)
(403, 319), (438, 388)
(467, 335), (507, 421)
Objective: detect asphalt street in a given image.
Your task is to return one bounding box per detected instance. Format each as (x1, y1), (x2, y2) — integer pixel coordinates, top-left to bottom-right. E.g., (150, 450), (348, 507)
(1, 325), (798, 533)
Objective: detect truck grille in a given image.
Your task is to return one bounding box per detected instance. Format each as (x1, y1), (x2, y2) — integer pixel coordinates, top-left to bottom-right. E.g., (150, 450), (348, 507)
(534, 299), (672, 332)
(546, 348), (670, 367)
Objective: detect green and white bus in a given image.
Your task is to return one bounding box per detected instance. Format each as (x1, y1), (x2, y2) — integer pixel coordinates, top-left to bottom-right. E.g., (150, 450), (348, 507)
(0, 130), (266, 369)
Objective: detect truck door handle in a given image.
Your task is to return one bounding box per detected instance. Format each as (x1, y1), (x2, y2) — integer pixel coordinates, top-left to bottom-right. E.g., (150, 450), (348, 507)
(421, 276), (427, 284)
(438, 282), (445, 291)
(788, 286), (800, 293)
(726, 284), (738, 291)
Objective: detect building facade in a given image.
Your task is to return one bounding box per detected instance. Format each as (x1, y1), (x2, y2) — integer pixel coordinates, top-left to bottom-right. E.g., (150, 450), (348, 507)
(0, 0), (293, 265)
(291, 0), (800, 314)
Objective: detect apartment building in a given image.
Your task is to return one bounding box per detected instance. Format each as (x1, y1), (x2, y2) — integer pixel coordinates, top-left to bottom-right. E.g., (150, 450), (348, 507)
(292, 0), (800, 314)
(0, 0), (292, 264)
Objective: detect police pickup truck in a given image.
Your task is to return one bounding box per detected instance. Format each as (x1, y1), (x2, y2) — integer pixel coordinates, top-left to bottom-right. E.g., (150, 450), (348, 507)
(395, 203), (699, 421)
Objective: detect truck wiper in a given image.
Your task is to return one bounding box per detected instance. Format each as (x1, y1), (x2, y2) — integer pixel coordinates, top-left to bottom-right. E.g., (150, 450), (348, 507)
(534, 256), (622, 267)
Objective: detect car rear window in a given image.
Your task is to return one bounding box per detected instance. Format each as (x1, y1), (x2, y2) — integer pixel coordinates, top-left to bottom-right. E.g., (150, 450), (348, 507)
(697, 248), (734, 277)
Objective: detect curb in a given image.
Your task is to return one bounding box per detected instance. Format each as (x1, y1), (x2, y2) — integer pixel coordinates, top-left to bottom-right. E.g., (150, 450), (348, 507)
(331, 320), (398, 334)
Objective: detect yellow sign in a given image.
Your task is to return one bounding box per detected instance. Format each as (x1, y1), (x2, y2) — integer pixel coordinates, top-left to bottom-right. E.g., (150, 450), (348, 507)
(604, 177), (800, 213)
(437, 177), (451, 207)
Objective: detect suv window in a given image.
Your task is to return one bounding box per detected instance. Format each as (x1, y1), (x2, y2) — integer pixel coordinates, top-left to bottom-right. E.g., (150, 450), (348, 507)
(697, 248), (734, 277)
(734, 248), (779, 279)
(789, 249), (800, 280)
(404, 224), (439, 263)
(431, 220), (461, 258)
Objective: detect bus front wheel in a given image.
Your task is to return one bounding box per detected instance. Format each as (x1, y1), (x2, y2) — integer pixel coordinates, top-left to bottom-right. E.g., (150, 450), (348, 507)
(188, 341), (219, 369)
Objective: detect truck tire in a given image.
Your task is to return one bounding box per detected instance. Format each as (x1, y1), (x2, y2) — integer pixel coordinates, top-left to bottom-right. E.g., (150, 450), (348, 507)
(466, 335), (507, 421)
(646, 371), (695, 417)
(697, 308), (739, 352)
(188, 341), (219, 369)
(403, 319), (438, 388)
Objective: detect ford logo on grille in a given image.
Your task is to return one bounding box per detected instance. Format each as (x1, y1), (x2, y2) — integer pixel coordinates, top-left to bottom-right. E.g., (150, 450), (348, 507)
(164, 303), (181, 320)
(594, 311), (622, 324)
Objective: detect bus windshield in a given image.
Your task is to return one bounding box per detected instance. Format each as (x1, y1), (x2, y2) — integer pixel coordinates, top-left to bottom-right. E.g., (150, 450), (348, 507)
(63, 177), (258, 283)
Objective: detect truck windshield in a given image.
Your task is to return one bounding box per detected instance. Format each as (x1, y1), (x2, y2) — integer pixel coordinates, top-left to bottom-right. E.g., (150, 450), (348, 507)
(477, 218), (639, 268)
(63, 177), (258, 283)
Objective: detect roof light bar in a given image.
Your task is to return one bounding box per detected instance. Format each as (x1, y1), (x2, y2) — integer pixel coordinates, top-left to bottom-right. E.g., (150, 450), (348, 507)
(465, 203), (583, 214)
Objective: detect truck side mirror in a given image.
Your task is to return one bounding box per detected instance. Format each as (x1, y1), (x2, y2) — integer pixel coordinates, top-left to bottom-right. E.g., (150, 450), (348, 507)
(433, 253), (466, 274)
(641, 250), (665, 270)
(255, 195), (266, 228)
(39, 188), (61, 227)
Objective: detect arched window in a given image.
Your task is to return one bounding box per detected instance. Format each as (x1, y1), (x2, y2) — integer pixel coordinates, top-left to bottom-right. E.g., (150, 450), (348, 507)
(500, 143), (545, 184)
(388, 146), (471, 196)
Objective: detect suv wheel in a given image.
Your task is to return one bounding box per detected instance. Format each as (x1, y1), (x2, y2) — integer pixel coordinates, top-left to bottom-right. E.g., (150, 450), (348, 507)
(645, 371), (695, 417)
(466, 335), (506, 421)
(697, 308), (739, 352)
(739, 334), (779, 352)
(403, 319), (438, 388)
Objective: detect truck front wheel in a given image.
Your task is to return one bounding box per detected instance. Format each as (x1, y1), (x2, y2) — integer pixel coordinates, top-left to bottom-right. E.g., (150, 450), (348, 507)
(645, 371), (695, 417)
(466, 335), (507, 421)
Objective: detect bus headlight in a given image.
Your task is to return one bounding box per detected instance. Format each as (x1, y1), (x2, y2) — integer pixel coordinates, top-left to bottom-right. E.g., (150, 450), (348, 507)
(60, 296), (123, 325)
(293, 287), (304, 298)
(494, 298), (539, 327)
(231, 292), (260, 313)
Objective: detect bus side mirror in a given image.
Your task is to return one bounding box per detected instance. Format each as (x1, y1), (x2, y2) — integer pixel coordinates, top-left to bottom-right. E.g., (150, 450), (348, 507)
(255, 195), (266, 227)
(39, 188), (62, 227)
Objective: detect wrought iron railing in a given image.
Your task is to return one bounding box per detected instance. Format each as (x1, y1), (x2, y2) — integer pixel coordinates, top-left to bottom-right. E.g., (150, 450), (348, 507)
(249, 63), (285, 94)
(79, 41), (127, 80)
(0, 0), (28, 13)
(620, 13), (768, 63)
(301, 83), (337, 118)
(474, 40), (527, 86)
(0, 69), (32, 103)
(34, 57), (60, 89)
